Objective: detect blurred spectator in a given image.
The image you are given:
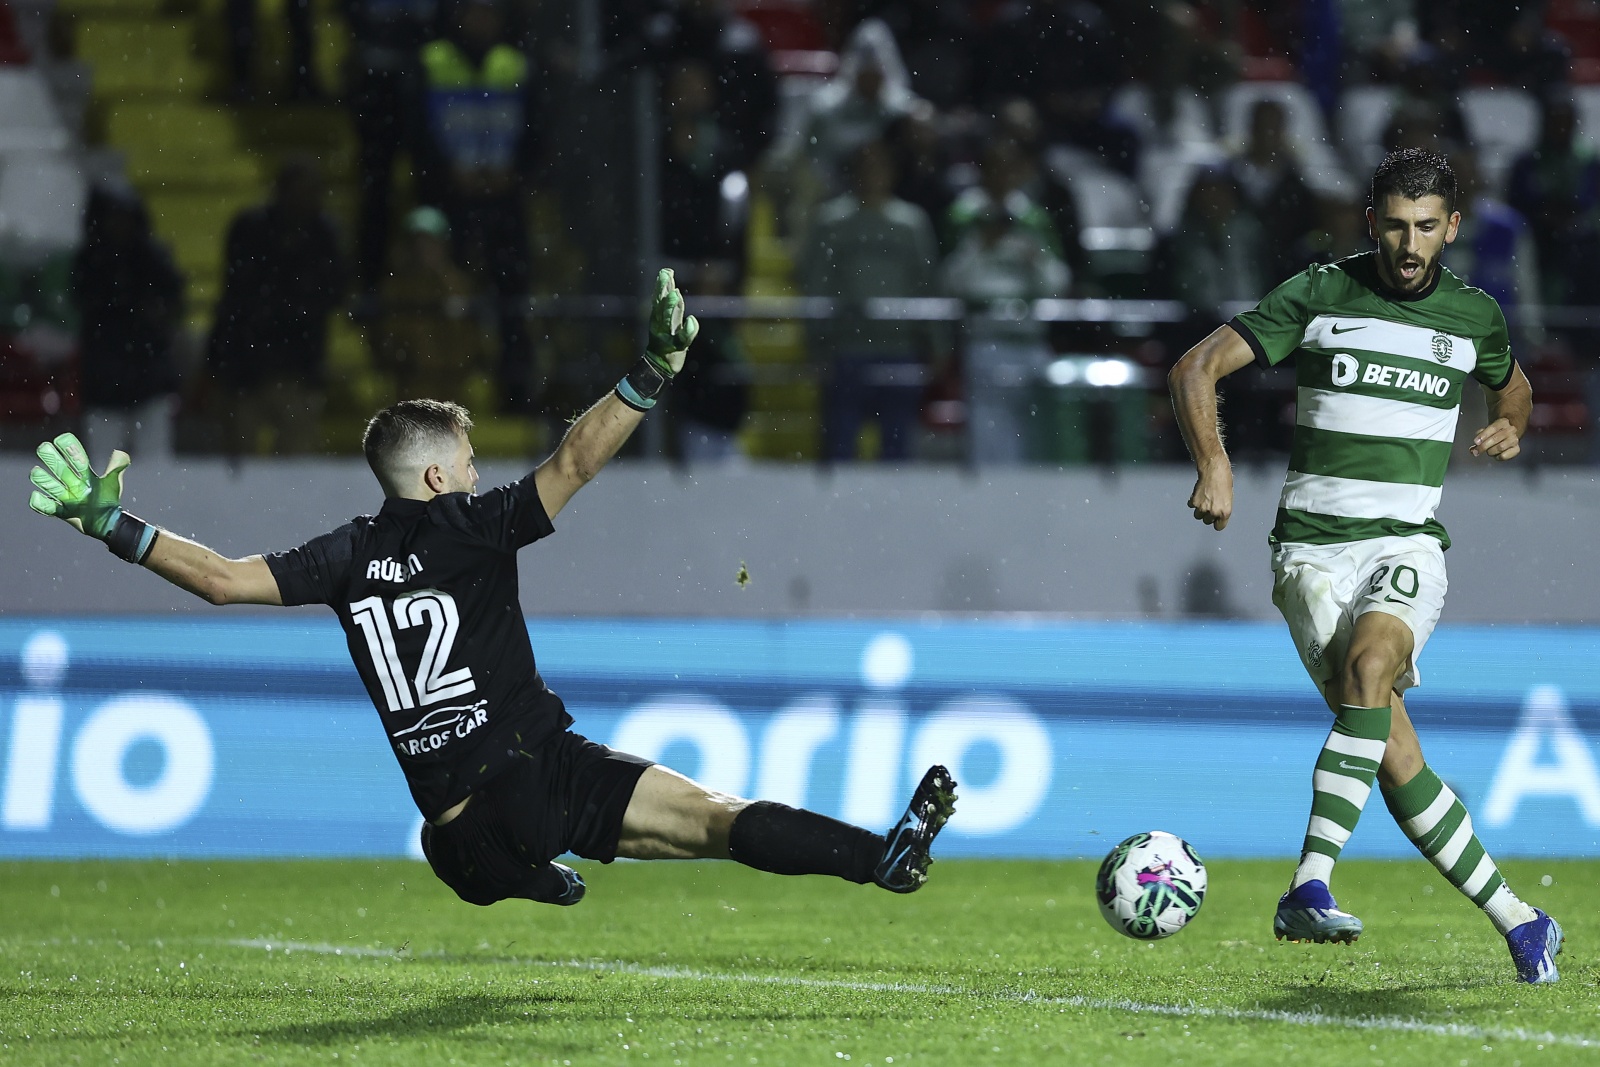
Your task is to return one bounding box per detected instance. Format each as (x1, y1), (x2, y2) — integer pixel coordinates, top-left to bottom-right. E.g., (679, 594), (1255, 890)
(1384, 49), (1468, 151)
(1425, 3), (1569, 91)
(226, 0), (319, 102)
(800, 140), (940, 463)
(942, 197), (1069, 465)
(1229, 99), (1314, 281)
(1165, 167), (1264, 315)
(1153, 1), (1240, 127)
(651, 0), (777, 168)
(661, 59), (739, 264)
(671, 260), (750, 462)
(886, 105), (954, 234)
(1507, 94), (1600, 306)
(995, 97), (1084, 280)
(375, 206), (484, 402)
(343, 0), (442, 289)
(975, 0), (1137, 174)
(1450, 152), (1542, 342)
(945, 139), (1061, 259)
(1383, 100), (1453, 158)
(1496, 8), (1572, 91)
(72, 187), (184, 462)
(207, 158), (347, 456)
(414, 0), (538, 408)
(861, 0), (975, 109)
(796, 19), (922, 194)
(1339, 0), (1419, 83)
(1291, 193), (1368, 267)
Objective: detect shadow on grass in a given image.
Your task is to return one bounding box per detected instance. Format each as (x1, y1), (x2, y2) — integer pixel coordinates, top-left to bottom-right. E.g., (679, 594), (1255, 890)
(1255, 978), (1499, 1020)
(225, 991), (570, 1046)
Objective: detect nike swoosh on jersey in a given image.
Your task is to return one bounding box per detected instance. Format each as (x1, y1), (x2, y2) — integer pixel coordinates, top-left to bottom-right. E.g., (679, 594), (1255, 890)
(1329, 323), (1367, 334)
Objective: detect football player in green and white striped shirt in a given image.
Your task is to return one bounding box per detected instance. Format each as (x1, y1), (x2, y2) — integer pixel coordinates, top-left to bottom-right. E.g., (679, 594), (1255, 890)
(1168, 149), (1563, 983)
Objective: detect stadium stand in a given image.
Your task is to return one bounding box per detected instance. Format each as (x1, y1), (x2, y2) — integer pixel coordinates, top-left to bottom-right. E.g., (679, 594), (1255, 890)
(0, 0), (1590, 463)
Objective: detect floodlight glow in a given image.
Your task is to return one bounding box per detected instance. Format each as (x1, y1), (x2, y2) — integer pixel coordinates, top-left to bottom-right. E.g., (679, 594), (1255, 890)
(1045, 358), (1081, 386)
(1085, 359), (1133, 387)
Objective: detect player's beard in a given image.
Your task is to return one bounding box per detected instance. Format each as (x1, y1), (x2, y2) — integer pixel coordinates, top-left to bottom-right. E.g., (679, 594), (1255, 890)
(1380, 244), (1439, 293)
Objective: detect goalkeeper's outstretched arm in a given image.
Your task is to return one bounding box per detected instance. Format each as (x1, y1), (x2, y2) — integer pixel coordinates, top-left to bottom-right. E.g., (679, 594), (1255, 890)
(142, 531), (283, 606)
(533, 267), (699, 518)
(28, 432), (283, 606)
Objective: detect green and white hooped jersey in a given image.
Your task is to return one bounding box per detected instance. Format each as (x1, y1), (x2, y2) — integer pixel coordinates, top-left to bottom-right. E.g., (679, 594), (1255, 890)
(1230, 253), (1516, 549)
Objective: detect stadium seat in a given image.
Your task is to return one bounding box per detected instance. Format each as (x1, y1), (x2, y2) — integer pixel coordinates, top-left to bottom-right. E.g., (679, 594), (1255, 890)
(1335, 85), (1397, 176)
(733, 0), (828, 53)
(1460, 87), (1540, 198)
(1137, 140), (1229, 235)
(0, 1), (28, 65)
(1547, 0), (1600, 82)
(1046, 145), (1156, 279)
(0, 68), (69, 154)
(1572, 86), (1600, 148)
(1221, 81), (1352, 197)
(1108, 84), (1216, 148)
(1108, 85), (1225, 235)
(74, 19), (204, 98)
(106, 101), (263, 189)
(0, 151), (85, 253)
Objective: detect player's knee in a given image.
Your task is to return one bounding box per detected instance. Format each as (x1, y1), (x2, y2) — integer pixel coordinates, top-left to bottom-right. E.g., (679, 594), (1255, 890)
(1341, 645), (1401, 703)
(663, 793), (742, 858)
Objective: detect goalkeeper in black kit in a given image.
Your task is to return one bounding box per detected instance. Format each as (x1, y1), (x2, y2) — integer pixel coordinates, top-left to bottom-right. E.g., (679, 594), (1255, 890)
(28, 269), (957, 907)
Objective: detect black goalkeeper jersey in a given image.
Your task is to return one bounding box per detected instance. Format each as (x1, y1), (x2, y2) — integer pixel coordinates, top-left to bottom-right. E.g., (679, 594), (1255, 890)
(263, 472), (573, 820)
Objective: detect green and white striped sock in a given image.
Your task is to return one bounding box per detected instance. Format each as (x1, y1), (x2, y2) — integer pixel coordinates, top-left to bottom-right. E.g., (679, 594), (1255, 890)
(1290, 704), (1390, 889)
(1382, 764), (1538, 935)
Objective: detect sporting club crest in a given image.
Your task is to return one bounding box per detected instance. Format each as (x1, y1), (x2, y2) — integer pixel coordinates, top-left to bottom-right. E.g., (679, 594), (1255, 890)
(1431, 333), (1452, 363)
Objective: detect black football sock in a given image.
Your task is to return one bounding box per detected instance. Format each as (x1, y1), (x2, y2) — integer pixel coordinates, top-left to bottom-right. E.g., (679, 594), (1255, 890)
(728, 801), (883, 884)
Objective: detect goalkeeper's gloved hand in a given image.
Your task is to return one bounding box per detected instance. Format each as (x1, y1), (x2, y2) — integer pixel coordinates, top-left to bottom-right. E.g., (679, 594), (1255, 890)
(29, 433), (159, 563)
(644, 267), (700, 378)
(617, 268), (701, 410)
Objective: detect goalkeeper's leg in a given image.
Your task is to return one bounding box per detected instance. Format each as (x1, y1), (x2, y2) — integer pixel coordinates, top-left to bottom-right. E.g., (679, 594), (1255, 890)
(617, 764), (957, 892)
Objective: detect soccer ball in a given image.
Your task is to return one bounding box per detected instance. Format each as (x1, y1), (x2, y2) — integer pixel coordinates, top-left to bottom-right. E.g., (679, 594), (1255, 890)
(1095, 831), (1207, 940)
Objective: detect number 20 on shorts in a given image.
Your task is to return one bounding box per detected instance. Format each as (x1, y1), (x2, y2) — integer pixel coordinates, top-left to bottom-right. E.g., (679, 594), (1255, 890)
(1368, 564), (1420, 604)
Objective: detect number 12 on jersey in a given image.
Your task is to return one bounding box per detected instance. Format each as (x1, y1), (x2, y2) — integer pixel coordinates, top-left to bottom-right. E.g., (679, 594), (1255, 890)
(350, 592), (477, 713)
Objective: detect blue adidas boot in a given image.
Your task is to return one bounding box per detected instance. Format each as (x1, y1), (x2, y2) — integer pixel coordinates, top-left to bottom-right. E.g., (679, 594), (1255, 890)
(1274, 879), (1363, 944)
(1506, 909), (1563, 984)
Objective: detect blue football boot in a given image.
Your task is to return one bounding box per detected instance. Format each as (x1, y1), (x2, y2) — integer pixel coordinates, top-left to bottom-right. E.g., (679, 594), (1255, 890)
(1506, 909), (1563, 984)
(1274, 879), (1363, 944)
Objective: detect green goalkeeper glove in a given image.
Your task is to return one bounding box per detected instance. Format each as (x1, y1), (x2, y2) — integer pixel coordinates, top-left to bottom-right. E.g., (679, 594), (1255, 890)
(618, 268), (701, 410)
(29, 433), (158, 563)
(644, 267), (700, 377)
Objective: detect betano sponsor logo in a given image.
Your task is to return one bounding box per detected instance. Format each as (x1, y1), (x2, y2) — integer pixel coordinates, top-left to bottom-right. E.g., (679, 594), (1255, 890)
(1329, 352), (1452, 397)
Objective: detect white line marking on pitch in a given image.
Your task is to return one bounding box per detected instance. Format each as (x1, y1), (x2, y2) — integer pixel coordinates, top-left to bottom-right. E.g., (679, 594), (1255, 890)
(225, 939), (1596, 1049)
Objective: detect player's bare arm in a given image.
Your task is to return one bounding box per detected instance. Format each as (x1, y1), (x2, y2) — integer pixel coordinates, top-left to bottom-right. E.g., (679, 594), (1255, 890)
(1471, 362), (1533, 460)
(1167, 323), (1256, 531)
(533, 394), (646, 518)
(534, 268), (699, 517)
(28, 432), (285, 606)
(142, 532), (283, 605)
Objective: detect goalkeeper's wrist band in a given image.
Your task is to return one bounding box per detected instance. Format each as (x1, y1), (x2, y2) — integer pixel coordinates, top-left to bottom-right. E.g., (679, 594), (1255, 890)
(614, 357), (669, 411)
(103, 509), (159, 565)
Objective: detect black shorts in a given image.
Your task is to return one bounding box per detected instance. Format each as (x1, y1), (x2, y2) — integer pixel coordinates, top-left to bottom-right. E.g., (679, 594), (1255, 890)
(419, 729), (653, 906)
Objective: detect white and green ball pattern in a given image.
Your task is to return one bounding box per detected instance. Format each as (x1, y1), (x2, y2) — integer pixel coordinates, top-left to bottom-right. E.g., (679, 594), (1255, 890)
(1096, 831), (1207, 940)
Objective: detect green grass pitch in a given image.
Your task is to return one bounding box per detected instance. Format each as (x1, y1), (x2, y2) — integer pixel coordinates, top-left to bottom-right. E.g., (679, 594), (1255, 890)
(0, 857), (1593, 1065)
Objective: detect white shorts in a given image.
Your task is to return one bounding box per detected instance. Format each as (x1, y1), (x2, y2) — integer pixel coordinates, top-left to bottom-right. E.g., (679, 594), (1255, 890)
(1270, 534), (1448, 693)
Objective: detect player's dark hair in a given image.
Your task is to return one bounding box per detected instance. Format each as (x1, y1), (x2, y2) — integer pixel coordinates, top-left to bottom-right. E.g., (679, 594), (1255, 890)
(1370, 148), (1457, 216)
(362, 399), (474, 490)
